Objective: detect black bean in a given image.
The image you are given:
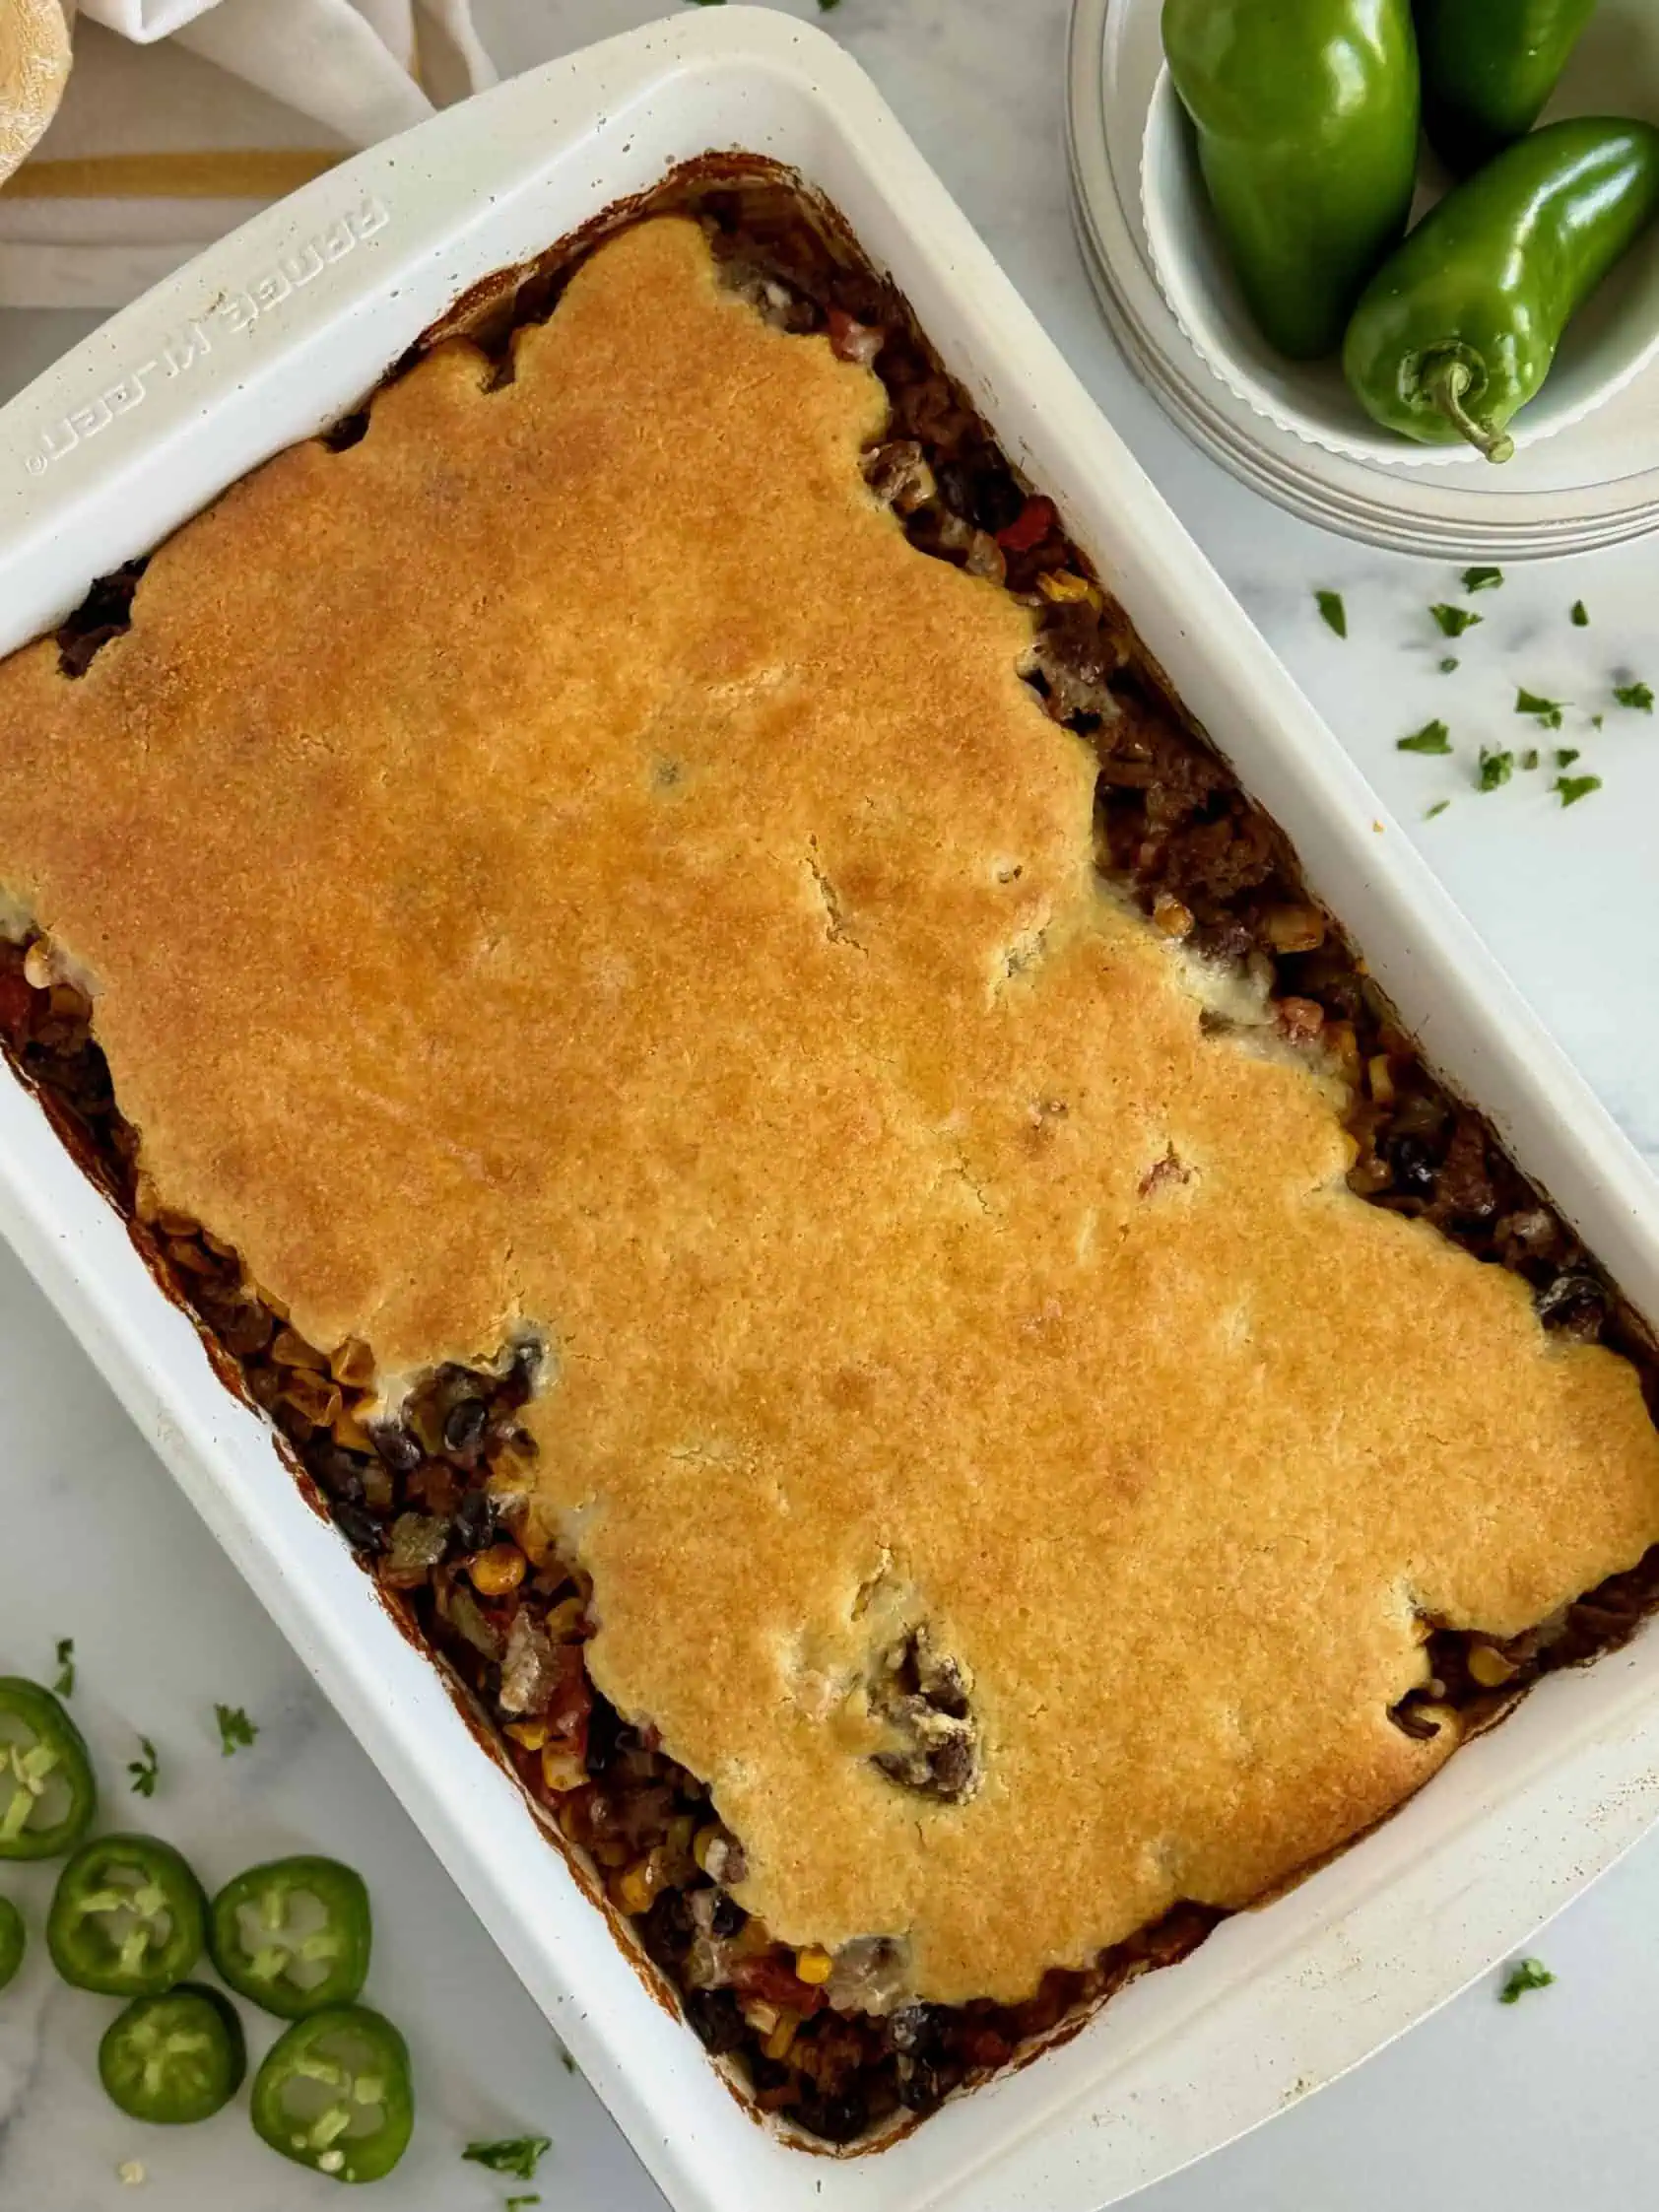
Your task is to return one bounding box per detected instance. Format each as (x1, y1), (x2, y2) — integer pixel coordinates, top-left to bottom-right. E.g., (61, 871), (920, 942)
(332, 1501), (387, 1555)
(443, 1397), (488, 1454)
(638, 1888), (694, 1970)
(896, 2056), (947, 2113)
(709, 1891), (746, 1940)
(1537, 1272), (1607, 1341)
(683, 1987), (746, 2056)
(451, 1488), (498, 1554)
(301, 1438), (365, 1506)
(584, 1693), (626, 1777)
(966, 467), (1026, 536)
(793, 2086), (870, 2144)
(888, 2003), (944, 2056)
(1387, 1132), (1438, 1197)
(929, 1734), (977, 1798)
(370, 1422), (423, 1474)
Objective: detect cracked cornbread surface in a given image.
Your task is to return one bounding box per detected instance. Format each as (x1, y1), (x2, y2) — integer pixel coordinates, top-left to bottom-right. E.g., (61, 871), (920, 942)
(1, 215), (1657, 2005)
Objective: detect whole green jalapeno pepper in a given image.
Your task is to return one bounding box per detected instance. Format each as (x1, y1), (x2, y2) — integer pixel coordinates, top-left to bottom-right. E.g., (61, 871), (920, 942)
(1345, 116), (1659, 457)
(1416, 0), (1598, 173)
(1162, 0), (1422, 359)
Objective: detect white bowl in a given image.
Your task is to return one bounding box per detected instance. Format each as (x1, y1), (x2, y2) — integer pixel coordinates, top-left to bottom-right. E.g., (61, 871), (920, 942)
(1141, 63), (1659, 468)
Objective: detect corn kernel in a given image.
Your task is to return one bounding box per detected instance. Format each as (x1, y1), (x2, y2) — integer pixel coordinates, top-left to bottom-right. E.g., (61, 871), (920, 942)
(1468, 1642), (1519, 1689)
(1324, 1021), (1360, 1085)
(1367, 1053), (1396, 1106)
(1035, 569), (1100, 606)
(1152, 893), (1194, 939)
(693, 1823), (725, 1873)
(611, 1860), (657, 1916)
(541, 1744), (587, 1794)
(507, 1718), (549, 1751)
(1263, 904), (1326, 954)
(544, 1594), (587, 1642)
(469, 1544), (526, 1597)
(794, 1946), (833, 1986)
(763, 2011), (800, 2062)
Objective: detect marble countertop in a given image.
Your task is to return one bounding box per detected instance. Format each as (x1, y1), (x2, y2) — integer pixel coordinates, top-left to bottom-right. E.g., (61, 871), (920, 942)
(3, 2), (1659, 2207)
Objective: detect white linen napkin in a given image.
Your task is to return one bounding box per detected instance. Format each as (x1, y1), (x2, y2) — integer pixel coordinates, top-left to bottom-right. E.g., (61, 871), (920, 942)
(0, 0), (492, 306)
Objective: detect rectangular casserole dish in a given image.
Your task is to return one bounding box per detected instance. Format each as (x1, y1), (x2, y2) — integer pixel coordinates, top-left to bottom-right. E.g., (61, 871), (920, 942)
(5, 10), (1659, 2209)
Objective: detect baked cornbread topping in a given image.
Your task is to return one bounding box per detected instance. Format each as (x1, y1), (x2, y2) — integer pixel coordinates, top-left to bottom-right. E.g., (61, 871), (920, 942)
(3, 168), (1659, 2143)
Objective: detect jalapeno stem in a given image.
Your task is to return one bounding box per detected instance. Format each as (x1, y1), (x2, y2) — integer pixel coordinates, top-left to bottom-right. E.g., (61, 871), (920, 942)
(1422, 354), (1516, 463)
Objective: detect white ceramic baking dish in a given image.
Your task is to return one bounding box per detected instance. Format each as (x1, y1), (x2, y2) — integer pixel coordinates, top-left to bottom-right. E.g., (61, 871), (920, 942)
(4, 11), (1659, 2210)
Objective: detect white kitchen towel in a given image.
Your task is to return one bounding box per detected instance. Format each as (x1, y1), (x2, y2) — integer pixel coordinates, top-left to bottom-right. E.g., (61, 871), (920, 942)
(0, 0), (493, 307)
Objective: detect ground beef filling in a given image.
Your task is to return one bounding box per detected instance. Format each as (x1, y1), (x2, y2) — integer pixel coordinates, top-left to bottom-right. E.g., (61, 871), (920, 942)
(6, 170), (1659, 2147)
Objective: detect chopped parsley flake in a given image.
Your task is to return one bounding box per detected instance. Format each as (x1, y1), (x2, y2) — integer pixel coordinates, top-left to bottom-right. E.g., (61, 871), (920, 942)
(463, 2138), (552, 2181)
(506, 2200), (542, 2212)
(1555, 774), (1602, 807)
(1556, 747), (1580, 768)
(1438, 656), (1459, 673)
(1430, 603), (1482, 637)
(1462, 566), (1503, 592)
(1424, 800), (1450, 820)
(52, 1637), (74, 1698)
(127, 1737), (160, 1797)
(1515, 687), (1564, 729)
(1397, 719), (1452, 755)
(1571, 600), (1589, 627)
(1592, 712), (1605, 729)
(1520, 749), (1539, 771)
(1615, 681), (1654, 712)
(215, 1704), (258, 1756)
(1314, 588), (1348, 637)
(1477, 748), (1513, 791)
(1500, 1957), (1556, 2003)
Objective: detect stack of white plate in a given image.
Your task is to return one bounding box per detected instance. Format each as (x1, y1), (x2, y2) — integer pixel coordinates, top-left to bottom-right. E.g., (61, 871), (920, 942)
(1065, 0), (1659, 556)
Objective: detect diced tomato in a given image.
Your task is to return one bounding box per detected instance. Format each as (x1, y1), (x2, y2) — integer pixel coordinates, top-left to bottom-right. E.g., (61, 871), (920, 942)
(995, 497), (1058, 554)
(731, 1954), (830, 2016)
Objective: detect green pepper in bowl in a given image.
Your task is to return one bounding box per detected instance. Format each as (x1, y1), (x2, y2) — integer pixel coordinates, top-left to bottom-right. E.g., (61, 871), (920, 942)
(1345, 115), (1659, 455)
(1162, 0), (1422, 358)
(1417, 0), (1599, 173)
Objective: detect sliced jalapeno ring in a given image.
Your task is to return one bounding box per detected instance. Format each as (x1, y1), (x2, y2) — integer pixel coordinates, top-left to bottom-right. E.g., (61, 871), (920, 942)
(99, 1982), (246, 2124)
(47, 1834), (207, 1997)
(0, 1677), (97, 1860)
(0, 1894), (25, 1990)
(251, 2003), (414, 2183)
(210, 1855), (371, 2020)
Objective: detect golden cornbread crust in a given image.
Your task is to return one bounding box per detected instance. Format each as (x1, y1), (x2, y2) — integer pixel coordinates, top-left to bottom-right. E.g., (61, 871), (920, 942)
(2, 216), (1658, 2006)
